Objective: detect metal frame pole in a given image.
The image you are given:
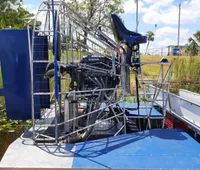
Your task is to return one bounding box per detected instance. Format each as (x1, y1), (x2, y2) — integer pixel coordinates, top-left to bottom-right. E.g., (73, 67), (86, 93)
(30, 1), (45, 141)
(27, 24), (36, 141)
(161, 64), (165, 128)
(51, 0), (59, 143)
(139, 51), (151, 129)
(162, 64), (172, 128)
(135, 0), (139, 32)
(177, 3), (181, 48)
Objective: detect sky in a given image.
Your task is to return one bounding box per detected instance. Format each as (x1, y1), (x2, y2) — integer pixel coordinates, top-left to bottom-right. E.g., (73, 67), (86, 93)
(22, 0), (200, 55)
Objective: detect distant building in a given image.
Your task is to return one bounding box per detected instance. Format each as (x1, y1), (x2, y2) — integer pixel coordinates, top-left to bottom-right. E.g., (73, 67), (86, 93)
(167, 45), (200, 56)
(166, 45), (186, 56)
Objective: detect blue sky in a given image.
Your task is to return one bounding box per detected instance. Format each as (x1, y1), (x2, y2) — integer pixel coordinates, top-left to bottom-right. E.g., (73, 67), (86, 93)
(23, 0), (200, 54)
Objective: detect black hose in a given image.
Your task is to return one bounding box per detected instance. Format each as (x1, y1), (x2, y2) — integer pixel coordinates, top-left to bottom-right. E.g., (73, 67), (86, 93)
(135, 71), (140, 112)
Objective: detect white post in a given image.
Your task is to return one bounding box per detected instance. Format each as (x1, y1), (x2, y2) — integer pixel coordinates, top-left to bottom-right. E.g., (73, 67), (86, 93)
(135, 0), (139, 32)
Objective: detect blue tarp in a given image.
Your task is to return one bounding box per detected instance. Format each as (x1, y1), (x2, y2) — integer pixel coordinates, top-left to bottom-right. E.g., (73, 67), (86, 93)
(0, 30), (50, 120)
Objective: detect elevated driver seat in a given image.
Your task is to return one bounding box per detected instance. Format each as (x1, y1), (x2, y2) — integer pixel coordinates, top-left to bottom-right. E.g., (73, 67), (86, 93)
(111, 14), (147, 67)
(111, 13), (147, 46)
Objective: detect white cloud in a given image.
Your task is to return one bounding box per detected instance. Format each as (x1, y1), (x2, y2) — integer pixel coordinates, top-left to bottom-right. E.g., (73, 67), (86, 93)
(144, 0), (174, 12)
(124, 0), (200, 25)
(143, 11), (161, 24)
(142, 26), (192, 55)
(22, 3), (38, 14)
(155, 27), (191, 47)
(143, 0), (157, 3)
(159, 37), (174, 46)
(156, 27), (190, 39)
(124, 0), (148, 13)
(143, 0), (173, 4)
(161, 3), (200, 25)
(142, 0), (200, 25)
(124, 0), (175, 14)
(23, 4), (35, 10)
(143, 0), (174, 6)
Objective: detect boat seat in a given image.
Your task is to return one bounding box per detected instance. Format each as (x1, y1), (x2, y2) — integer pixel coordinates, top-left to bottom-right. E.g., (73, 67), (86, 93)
(111, 13), (147, 46)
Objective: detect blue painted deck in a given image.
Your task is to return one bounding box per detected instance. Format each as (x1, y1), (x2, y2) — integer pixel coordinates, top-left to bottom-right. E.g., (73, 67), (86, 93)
(117, 102), (162, 116)
(126, 108), (162, 116)
(1, 129), (200, 169)
(101, 102), (160, 116)
(118, 102), (158, 109)
(73, 129), (200, 169)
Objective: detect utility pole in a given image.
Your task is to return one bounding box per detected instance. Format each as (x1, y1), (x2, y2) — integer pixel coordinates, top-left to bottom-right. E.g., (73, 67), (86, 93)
(48, 0), (51, 41)
(153, 24), (157, 55)
(124, 0), (139, 95)
(177, 3), (181, 47)
(135, 0), (138, 32)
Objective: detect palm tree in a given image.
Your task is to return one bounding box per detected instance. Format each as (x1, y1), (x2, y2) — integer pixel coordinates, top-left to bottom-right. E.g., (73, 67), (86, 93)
(145, 31), (154, 55)
(194, 31), (200, 42)
(186, 31), (200, 56)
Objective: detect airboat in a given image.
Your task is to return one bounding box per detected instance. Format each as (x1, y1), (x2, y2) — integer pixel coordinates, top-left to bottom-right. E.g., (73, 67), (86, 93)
(0, 0), (200, 169)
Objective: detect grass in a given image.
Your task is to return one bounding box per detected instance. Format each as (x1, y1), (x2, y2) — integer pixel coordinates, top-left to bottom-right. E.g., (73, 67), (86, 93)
(130, 55), (171, 95)
(172, 56), (200, 81)
(140, 55), (200, 94)
(141, 55), (200, 80)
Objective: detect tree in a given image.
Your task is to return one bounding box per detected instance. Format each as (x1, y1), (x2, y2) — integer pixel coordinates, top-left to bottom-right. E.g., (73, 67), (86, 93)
(186, 38), (199, 56)
(68, 0), (124, 43)
(145, 31), (154, 55)
(69, 0), (124, 28)
(0, 0), (34, 30)
(194, 31), (200, 42)
(186, 31), (200, 56)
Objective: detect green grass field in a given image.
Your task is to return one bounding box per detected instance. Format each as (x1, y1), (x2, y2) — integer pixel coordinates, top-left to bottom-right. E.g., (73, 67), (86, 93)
(141, 55), (200, 93)
(127, 55), (200, 94)
(141, 55), (200, 80)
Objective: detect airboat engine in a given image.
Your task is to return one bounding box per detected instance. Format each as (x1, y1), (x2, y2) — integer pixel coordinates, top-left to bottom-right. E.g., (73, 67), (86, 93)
(68, 56), (120, 90)
(45, 55), (121, 141)
(64, 56), (121, 141)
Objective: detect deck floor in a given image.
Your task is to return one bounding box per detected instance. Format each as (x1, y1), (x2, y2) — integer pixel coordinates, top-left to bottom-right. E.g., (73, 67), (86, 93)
(0, 129), (200, 169)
